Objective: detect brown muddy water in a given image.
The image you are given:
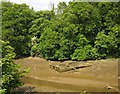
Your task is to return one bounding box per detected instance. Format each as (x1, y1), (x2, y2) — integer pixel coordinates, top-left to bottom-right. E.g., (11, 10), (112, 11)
(14, 57), (119, 93)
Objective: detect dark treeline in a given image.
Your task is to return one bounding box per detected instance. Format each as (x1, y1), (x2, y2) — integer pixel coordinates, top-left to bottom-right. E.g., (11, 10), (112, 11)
(1, 1), (120, 93)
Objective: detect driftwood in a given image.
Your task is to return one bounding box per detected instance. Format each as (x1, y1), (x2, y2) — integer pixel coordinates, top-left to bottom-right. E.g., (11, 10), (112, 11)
(49, 61), (92, 72)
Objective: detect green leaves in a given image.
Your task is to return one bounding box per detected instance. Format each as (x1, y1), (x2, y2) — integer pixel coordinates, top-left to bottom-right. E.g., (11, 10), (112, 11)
(29, 18), (52, 38)
(1, 40), (28, 93)
(2, 1), (120, 62)
(71, 45), (99, 61)
(29, 2), (120, 60)
(38, 28), (60, 59)
(1, 40), (15, 59)
(94, 28), (120, 58)
(2, 2), (34, 57)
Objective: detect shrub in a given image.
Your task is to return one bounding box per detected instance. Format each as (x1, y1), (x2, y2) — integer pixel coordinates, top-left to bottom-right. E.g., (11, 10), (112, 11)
(0, 40), (29, 93)
(71, 45), (99, 61)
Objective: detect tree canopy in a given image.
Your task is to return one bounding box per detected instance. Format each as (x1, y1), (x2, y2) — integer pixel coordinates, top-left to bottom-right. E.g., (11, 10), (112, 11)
(2, 1), (120, 61)
(2, 2), (35, 57)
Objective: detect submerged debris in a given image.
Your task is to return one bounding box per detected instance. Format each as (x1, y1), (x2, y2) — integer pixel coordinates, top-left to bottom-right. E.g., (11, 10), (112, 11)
(49, 61), (92, 72)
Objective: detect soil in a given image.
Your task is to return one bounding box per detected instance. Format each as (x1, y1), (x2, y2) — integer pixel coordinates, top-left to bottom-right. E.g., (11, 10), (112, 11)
(13, 57), (119, 93)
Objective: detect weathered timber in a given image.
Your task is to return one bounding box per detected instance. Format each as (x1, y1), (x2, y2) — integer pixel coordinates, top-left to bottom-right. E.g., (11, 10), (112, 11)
(49, 61), (92, 72)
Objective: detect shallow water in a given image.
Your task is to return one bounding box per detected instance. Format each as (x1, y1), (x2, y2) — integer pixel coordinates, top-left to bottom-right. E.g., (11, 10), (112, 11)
(22, 76), (115, 92)
(14, 57), (119, 92)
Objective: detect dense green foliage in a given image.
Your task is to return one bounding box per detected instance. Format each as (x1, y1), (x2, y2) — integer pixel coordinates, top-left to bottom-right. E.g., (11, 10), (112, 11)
(32, 2), (119, 60)
(2, 1), (120, 61)
(2, 2), (34, 57)
(0, 40), (29, 93)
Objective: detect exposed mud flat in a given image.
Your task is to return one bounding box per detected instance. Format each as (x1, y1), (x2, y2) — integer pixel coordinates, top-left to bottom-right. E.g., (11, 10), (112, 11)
(14, 57), (119, 93)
